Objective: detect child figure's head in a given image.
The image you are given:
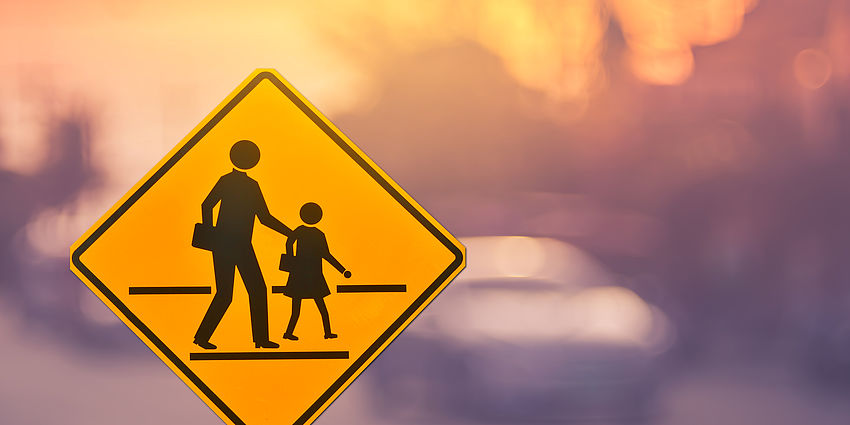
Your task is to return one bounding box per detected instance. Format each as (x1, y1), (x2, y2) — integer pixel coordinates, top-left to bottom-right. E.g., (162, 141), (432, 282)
(300, 202), (322, 225)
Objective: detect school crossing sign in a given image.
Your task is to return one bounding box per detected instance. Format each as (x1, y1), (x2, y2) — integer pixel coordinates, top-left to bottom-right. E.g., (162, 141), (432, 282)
(69, 69), (466, 425)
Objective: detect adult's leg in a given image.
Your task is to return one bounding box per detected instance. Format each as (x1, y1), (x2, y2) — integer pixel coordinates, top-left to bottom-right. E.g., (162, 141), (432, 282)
(284, 298), (302, 337)
(237, 249), (270, 344)
(195, 251), (235, 343)
(315, 298), (334, 337)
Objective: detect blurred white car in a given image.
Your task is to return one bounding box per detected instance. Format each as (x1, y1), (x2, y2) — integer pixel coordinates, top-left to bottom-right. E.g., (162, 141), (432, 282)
(367, 236), (675, 423)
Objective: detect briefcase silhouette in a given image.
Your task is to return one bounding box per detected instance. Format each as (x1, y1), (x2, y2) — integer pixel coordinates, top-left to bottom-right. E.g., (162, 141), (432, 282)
(192, 223), (217, 251)
(279, 253), (296, 272)
(279, 243), (296, 272)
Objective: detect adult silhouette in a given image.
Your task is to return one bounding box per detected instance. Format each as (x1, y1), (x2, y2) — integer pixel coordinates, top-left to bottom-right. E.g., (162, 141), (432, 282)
(194, 140), (290, 350)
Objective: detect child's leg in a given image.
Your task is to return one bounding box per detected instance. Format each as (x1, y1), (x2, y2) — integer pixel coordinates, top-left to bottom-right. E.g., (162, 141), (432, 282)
(284, 298), (302, 337)
(315, 298), (333, 336)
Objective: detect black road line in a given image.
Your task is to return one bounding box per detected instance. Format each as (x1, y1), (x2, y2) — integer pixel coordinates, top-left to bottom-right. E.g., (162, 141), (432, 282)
(336, 284), (407, 293)
(190, 351), (349, 361)
(271, 285), (407, 294)
(129, 286), (212, 295)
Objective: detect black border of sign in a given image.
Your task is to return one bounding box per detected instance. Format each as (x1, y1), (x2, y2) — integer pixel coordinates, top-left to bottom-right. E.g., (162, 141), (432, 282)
(70, 71), (464, 425)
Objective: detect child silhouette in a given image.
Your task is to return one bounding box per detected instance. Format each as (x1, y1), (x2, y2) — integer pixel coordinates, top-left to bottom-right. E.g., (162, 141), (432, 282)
(281, 202), (350, 340)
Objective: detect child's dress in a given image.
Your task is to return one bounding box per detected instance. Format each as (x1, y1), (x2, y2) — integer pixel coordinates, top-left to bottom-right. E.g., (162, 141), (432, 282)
(282, 225), (336, 299)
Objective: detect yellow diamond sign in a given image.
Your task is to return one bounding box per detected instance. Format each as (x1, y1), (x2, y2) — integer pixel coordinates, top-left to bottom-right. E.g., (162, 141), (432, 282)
(70, 69), (465, 425)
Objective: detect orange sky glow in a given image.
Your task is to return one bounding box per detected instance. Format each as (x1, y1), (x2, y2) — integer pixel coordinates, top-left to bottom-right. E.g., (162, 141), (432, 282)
(0, 0), (784, 259)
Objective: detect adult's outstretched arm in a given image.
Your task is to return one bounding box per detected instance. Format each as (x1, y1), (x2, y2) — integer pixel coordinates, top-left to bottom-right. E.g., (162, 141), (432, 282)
(255, 185), (292, 236)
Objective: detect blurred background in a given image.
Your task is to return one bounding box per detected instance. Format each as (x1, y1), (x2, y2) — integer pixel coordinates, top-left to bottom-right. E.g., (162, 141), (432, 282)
(3, 0), (850, 423)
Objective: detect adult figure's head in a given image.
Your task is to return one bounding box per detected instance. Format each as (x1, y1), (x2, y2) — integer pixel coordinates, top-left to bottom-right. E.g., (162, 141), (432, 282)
(300, 202), (322, 225)
(230, 140), (260, 170)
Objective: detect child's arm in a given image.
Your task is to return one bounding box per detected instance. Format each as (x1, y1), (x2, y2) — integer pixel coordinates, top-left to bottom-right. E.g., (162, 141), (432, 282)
(324, 251), (346, 275)
(321, 234), (348, 275)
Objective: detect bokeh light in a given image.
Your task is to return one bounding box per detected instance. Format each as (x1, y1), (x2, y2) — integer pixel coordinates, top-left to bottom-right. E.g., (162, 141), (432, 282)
(794, 48), (833, 90)
(611, 0), (756, 85)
